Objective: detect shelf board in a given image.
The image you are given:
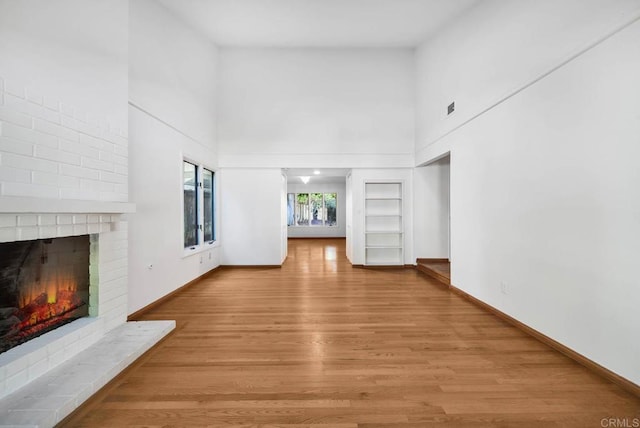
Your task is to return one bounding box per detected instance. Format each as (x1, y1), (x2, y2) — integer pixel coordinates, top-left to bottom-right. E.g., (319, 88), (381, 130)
(365, 197), (402, 200)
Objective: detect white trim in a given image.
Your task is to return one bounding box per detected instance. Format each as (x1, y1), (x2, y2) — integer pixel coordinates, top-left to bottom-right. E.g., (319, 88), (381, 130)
(182, 239), (218, 258)
(129, 101), (209, 150)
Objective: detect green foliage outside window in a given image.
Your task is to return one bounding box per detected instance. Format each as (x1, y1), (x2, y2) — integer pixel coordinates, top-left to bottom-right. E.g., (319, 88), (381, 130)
(288, 192), (337, 227)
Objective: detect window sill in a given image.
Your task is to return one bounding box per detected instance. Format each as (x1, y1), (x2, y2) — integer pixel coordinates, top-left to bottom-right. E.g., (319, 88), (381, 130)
(288, 225), (338, 228)
(182, 241), (218, 258)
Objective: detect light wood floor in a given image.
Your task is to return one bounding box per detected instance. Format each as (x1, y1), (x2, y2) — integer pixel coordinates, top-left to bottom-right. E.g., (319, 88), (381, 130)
(62, 239), (639, 427)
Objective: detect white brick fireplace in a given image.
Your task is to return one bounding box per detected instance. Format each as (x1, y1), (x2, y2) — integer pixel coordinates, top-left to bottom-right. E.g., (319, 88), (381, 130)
(0, 211), (130, 399)
(0, 75), (174, 426)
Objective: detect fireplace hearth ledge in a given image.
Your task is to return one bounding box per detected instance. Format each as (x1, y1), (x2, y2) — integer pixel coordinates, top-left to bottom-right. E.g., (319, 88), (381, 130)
(0, 320), (175, 427)
(0, 318), (105, 400)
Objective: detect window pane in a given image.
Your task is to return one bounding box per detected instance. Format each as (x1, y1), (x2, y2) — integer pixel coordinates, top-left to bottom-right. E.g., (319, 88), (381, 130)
(183, 161), (198, 247)
(325, 193), (337, 226)
(287, 193), (295, 226)
(203, 168), (214, 242)
(310, 193), (324, 226)
(296, 193), (309, 225)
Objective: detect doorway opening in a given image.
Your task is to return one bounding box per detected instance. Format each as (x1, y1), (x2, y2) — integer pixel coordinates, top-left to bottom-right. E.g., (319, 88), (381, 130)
(282, 168), (349, 260)
(414, 153), (451, 284)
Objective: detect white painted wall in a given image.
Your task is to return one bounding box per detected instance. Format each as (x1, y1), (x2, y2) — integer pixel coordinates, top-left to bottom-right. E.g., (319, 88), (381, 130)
(349, 168), (413, 265)
(217, 48), (415, 168)
(219, 168), (284, 265)
(415, 0), (640, 164)
(414, 156), (449, 260)
(127, 108), (219, 314)
(0, 0), (128, 132)
(129, 0), (218, 147)
(287, 181), (346, 238)
(127, 0), (220, 314)
(417, 3), (640, 386)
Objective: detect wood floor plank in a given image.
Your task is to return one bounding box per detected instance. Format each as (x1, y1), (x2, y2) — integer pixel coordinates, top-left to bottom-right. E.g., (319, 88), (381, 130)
(60, 238), (640, 427)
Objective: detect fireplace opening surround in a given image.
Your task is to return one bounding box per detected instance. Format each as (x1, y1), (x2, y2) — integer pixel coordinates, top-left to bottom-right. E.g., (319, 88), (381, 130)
(0, 235), (91, 355)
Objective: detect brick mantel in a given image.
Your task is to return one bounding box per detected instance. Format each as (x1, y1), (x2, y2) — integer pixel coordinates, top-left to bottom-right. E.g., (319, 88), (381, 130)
(0, 196), (135, 214)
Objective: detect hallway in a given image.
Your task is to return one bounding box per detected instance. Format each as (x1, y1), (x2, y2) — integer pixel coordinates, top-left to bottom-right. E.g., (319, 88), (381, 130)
(63, 239), (639, 427)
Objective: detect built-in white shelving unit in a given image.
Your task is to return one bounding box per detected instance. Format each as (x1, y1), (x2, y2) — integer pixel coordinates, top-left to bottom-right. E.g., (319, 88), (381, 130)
(364, 181), (403, 265)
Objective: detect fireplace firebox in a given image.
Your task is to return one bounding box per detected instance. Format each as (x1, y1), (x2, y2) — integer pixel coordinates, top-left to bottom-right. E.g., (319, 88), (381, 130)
(0, 235), (90, 354)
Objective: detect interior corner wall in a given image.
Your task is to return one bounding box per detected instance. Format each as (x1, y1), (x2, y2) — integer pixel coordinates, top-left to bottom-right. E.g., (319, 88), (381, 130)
(127, 0), (220, 314)
(413, 156), (449, 260)
(219, 168), (284, 265)
(415, 0), (640, 386)
(415, 0), (640, 164)
(217, 48), (415, 168)
(287, 181), (347, 238)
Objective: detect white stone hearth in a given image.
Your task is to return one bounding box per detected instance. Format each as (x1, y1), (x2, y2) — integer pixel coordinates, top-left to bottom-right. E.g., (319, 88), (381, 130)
(0, 319), (104, 399)
(0, 320), (175, 428)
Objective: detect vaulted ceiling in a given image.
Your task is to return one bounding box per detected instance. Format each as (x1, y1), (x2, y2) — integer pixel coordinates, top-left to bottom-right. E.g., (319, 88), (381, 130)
(157, 0), (480, 48)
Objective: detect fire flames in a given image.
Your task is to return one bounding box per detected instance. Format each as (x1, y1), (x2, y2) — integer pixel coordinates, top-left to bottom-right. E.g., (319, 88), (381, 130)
(1, 279), (87, 353)
(0, 235), (90, 354)
(19, 282), (83, 330)
(18, 274), (78, 308)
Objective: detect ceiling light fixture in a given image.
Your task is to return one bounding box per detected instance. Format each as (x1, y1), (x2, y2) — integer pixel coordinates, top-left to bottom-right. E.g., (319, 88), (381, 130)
(313, 170), (320, 175)
(300, 176), (310, 184)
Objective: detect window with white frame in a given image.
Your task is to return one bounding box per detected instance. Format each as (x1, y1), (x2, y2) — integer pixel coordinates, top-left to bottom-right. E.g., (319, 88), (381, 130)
(287, 193), (337, 227)
(183, 160), (216, 250)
